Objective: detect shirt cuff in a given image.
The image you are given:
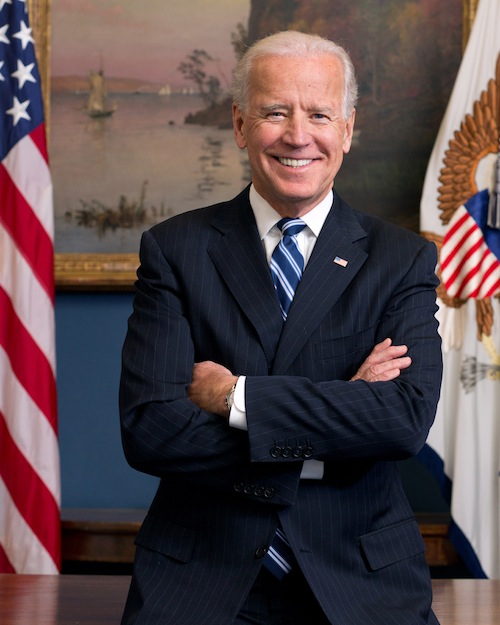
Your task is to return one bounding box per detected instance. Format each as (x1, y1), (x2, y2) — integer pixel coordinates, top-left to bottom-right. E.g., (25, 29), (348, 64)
(228, 375), (247, 430)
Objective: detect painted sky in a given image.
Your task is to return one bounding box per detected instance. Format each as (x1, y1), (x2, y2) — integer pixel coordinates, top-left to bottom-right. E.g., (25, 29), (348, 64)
(51, 0), (250, 86)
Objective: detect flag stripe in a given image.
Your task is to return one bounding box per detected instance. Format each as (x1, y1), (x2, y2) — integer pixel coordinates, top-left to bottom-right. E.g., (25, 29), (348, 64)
(2, 128), (53, 238)
(0, 162), (54, 298)
(0, 288), (57, 430)
(439, 212), (473, 270)
(457, 250), (500, 298)
(471, 273), (500, 299)
(441, 205), (500, 299)
(0, 544), (15, 574)
(0, 413), (60, 570)
(442, 235), (482, 287)
(450, 245), (490, 297)
(29, 123), (50, 162)
(0, 475), (59, 574)
(0, 223), (56, 371)
(0, 346), (60, 500)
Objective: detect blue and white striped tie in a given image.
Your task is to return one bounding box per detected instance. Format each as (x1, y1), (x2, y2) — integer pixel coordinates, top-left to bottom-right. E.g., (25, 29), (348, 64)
(270, 218), (306, 320)
(263, 527), (294, 580)
(263, 218), (306, 580)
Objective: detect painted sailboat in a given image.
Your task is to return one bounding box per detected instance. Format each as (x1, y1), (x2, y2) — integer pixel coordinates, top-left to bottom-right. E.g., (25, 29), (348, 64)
(158, 83), (172, 96)
(86, 70), (116, 118)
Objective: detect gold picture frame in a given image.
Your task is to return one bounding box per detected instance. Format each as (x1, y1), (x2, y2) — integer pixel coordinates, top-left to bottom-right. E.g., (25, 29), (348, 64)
(28, 0), (479, 290)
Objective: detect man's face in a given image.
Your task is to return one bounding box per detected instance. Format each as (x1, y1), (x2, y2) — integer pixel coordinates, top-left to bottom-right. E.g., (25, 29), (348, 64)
(233, 54), (355, 217)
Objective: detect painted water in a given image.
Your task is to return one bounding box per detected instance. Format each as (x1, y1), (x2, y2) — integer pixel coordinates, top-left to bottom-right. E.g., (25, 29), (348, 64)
(50, 92), (250, 253)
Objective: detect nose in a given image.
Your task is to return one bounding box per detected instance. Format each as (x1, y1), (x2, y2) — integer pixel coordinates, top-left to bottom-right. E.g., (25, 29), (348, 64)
(282, 115), (311, 147)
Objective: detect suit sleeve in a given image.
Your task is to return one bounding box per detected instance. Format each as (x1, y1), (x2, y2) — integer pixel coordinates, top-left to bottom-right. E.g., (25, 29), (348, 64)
(119, 230), (253, 477)
(120, 228), (302, 503)
(244, 238), (443, 464)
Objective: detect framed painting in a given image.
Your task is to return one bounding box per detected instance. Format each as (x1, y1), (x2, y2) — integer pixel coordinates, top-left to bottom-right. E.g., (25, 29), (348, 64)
(29, 0), (478, 290)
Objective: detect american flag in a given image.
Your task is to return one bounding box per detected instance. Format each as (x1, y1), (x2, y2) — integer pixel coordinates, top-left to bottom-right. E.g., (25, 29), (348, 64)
(440, 190), (500, 299)
(0, 0), (60, 573)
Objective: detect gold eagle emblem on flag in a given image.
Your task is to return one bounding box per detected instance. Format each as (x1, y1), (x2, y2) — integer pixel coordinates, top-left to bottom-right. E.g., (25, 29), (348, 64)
(422, 53), (500, 340)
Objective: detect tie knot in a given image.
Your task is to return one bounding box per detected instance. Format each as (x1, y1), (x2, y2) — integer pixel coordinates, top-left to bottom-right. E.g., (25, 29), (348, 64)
(277, 218), (306, 237)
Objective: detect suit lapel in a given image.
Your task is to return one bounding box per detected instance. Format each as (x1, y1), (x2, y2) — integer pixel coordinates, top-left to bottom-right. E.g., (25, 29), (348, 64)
(272, 194), (368, 374)
(207, 191), (283, 367)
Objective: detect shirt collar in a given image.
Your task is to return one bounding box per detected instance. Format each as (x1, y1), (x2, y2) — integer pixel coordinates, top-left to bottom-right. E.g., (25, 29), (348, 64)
(249, 184), (333, 240)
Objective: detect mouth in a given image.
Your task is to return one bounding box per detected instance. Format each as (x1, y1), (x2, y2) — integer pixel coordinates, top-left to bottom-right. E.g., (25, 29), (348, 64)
(278, 157), (313, 167)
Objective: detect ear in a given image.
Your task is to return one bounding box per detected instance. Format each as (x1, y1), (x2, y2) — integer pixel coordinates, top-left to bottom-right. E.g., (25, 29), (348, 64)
(232, 103), (247, 149)
(342, 109), (356, 154)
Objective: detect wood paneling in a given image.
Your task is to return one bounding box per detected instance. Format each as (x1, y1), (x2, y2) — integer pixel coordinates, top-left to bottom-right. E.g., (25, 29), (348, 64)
(61, 509), (459, 568)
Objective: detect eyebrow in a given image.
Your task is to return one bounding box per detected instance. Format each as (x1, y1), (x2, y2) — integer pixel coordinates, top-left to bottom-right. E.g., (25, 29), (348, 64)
(259, 104), (336, 115)
(260, 103), (287, 112)
(309, 106), (335, 115)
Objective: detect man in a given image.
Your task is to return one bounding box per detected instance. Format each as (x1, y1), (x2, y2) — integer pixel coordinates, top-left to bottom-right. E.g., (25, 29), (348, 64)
(119, 31), (442, 625)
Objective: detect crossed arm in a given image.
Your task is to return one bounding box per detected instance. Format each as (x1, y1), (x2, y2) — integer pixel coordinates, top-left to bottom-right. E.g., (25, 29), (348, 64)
(188, 338), (411, 417)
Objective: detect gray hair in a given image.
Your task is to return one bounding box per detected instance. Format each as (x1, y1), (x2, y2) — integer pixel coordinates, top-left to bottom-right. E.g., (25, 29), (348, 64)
(230, 31), (358, 120)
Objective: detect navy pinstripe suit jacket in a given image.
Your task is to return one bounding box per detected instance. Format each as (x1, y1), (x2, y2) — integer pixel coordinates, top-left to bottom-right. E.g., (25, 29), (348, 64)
(119, 186), (442, 625)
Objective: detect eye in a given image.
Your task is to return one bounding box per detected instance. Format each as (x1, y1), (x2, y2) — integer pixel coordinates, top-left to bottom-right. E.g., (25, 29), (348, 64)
(268, 111), (285, 118)
(312, 113), (329, 121)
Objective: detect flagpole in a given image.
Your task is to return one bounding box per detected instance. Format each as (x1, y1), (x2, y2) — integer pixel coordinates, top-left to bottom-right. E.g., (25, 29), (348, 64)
(27, 0), (51, 138)
(462, 0), (479, 50)
(488, 133), (500, 228)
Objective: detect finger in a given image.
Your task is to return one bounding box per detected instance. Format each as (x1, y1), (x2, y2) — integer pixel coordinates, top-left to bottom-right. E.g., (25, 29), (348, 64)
(352, 356), (411, 382)
(373, 356), (411, 373)
(364, 347), (408, 369)
(372, 367), (404, 382)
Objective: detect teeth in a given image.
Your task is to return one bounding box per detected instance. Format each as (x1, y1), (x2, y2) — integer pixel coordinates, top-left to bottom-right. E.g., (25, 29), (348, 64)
(279, 158), (312, 167)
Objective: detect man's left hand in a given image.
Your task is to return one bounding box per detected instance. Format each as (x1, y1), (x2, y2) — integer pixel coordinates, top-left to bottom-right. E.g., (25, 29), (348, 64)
(350, 338), (411, 382)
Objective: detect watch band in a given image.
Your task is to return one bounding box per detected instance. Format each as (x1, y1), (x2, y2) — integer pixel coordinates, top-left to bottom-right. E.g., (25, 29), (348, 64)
(224, 381), (237, 412)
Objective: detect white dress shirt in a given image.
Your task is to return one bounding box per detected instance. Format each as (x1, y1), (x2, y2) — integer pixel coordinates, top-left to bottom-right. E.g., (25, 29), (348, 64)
(228, 184), (333, 479)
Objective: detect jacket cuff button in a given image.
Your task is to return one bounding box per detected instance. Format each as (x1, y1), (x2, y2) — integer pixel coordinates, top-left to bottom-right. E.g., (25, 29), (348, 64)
(303, 447), (314, 458)
(270, 446), (281, 458)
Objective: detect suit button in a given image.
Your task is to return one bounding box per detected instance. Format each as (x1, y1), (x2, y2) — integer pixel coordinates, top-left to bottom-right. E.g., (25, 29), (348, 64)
(270, 446), (281, 458)
(303, 447), (314, 458)
(255, 546), (268, 559)
(233, 483), (244, 492)
(282, 446), (292, 458)
(254, 486), (264, 497)
(292, 446), (303, 458)
(243, 484), (255, 495)
(263, 487), (275, 499)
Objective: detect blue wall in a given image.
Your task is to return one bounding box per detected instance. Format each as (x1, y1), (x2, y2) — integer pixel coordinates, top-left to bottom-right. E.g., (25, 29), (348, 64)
(55, 292), (447, 513)
(56, 292), (158, 508)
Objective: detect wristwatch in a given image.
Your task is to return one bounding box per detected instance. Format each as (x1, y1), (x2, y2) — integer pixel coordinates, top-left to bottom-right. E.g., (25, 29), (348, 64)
(224, 381), (237, 412)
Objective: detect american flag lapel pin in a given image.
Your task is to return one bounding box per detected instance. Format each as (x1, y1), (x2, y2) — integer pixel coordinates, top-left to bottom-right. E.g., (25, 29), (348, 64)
(333, 256), (348, 267)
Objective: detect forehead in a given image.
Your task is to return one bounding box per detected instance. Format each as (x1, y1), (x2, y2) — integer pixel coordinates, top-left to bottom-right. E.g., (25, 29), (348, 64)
(248, 54), (344, 104)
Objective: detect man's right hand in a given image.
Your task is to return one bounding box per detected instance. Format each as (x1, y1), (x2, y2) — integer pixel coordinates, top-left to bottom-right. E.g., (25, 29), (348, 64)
(350, 338), (411, 382)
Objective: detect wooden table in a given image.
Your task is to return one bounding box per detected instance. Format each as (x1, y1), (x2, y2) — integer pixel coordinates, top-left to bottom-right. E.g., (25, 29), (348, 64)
(0, 575), (128, 625)
(0, 575), (498, 624)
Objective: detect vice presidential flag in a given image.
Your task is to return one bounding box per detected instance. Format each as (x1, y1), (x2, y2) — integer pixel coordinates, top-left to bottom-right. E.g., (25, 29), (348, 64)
(0, 0), (60, 573)
(419, 0), (500, 579)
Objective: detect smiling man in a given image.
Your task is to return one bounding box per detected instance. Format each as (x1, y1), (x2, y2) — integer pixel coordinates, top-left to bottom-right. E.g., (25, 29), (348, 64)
(119, 31), (442, 625)
(232, 51), (355, 218)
